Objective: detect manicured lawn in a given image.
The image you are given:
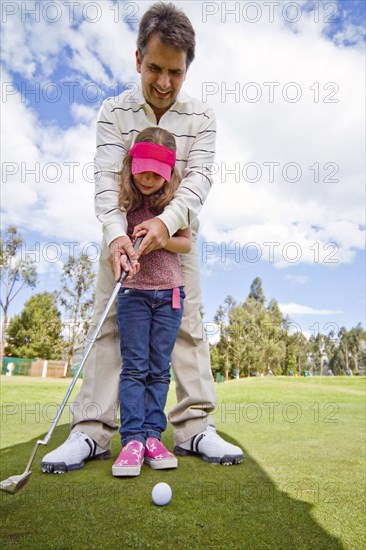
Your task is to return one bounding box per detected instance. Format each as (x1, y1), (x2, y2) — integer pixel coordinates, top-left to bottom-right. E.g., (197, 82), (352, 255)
(0, 375), (365, 549)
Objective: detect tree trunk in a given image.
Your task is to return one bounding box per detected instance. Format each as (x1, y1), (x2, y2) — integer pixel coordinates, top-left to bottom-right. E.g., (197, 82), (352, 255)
(345, 343), (349, 370)
(66, 349), (73, 377)
(1, 310), (8, 366)
(66, 307), (80, 377)
(1, 282), (10, 367)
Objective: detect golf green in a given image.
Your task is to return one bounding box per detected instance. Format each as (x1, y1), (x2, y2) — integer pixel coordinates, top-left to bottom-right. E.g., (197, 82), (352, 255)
(0, 376), (365, 549)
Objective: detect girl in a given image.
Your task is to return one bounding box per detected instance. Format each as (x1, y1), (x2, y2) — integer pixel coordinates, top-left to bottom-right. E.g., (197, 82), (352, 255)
(112, 127), (192, 477)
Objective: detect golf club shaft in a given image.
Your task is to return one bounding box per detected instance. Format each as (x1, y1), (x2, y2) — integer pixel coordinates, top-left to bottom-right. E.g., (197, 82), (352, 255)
(39, 237), (143, 448)
(23, 279), (121, 471)
(41, 283), (121, 446)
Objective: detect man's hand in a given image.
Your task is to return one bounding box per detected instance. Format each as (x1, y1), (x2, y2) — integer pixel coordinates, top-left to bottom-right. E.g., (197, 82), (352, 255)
(109, 236), (140, 282)
(132, 218), (170, 257)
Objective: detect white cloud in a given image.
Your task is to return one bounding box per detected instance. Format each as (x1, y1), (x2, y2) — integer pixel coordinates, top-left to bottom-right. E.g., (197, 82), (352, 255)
(285, 274), (309, 285)
(1, 0), (365, 280)
(279, 302), (343, 316)
(1, 70), (100, 243)
(332, 23), (365, 47)
(184, 3), (365, 268)
(1, 1), (137, 83)
(0, 2), (140, 261)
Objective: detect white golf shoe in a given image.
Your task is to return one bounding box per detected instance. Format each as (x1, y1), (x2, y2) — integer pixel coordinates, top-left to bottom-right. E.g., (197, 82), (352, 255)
(41, 431), (111, 473)
(174, 426), (243, 465)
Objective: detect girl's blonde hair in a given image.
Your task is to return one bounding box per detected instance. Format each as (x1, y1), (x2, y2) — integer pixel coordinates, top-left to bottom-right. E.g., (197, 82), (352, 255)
(119, 127), (180, 213)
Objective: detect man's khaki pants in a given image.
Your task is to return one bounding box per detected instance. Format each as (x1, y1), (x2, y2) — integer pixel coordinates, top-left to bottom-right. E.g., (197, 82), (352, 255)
(71, 238), (216, 448)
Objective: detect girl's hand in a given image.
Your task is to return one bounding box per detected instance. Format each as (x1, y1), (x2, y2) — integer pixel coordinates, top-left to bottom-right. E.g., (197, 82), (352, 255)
(133, 229), (148, 240)
(119, 254), (140, 282)
(164, 227), (192, 254)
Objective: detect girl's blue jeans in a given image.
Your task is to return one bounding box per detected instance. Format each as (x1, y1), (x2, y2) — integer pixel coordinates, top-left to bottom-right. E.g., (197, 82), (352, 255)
(117, 287), (185, 446)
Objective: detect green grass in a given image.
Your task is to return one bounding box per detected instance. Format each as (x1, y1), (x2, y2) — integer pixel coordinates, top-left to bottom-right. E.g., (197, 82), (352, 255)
(0, 375), (365, 549)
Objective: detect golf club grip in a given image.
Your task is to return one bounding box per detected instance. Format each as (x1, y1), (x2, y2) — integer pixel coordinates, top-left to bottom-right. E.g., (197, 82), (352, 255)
(119, 236), (144, 284)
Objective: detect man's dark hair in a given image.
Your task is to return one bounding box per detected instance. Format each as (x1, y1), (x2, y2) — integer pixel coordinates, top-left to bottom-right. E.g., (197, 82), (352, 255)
(137, 2), (195, 68)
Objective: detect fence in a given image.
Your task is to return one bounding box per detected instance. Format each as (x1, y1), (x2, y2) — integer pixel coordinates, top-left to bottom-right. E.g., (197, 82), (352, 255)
(2, 357), (32, 376)
(2, 357), (68, 378)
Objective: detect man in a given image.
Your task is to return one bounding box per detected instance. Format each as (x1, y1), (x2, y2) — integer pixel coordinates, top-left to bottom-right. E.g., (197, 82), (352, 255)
(42, 2), (243, 473)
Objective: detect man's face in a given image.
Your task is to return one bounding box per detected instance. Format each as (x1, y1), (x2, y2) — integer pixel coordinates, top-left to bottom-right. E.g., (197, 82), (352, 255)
(136, 34), (187, 118)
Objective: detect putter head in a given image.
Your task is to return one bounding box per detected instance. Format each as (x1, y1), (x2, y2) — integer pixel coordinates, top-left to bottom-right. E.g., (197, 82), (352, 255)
(0, 472), (31, 494)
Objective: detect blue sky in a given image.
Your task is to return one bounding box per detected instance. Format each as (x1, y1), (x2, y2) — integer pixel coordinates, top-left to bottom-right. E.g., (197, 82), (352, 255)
(1, 0), (365, 338)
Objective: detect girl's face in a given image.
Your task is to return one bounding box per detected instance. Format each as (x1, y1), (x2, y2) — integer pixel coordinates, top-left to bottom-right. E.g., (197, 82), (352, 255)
(133, 171), (166, 196)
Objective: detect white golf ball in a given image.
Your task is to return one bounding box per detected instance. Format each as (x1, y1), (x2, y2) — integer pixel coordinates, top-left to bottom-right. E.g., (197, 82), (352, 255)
(152, 482), (172, 506)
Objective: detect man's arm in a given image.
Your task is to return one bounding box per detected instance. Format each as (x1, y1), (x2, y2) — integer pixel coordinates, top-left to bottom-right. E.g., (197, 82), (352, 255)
(94, 98), (127, 244)
(158, 107), (217, 235)
(94, 98), (139, 279)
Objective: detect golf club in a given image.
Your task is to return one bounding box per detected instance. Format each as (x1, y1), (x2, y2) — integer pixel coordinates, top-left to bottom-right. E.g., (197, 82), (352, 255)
(0, 237), (143, 494)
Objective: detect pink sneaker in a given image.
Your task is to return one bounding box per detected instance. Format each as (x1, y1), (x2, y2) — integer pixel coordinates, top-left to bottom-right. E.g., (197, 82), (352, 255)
(112, 440), (145, 477)
(145, 438), (178, 470)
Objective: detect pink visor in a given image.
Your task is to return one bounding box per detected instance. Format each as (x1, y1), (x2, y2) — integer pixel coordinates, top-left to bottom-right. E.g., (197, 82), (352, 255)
(130, 142), (176, 182)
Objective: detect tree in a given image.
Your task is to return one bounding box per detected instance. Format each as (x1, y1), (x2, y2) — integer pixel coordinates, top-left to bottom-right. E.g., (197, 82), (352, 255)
(248, 277), (265, 310)
(263, 299), (287, 374)
(347, 324), (366, 373)
(285, 338), (298, 375)
(59, 253), (96, 375)
(337, 327), (351, 372)
(239, 279), (268, 375)
(227, 303), (261, 377)
(337, 324), (366, 374)
(213, 295), (237, 380)
(323, 328), (339, 373)
(0, 226), (38, 361)
(285, 331), (308, 374)
(207, 275), (365, 380)
(209, 343), (225, 379)
(220, 280), (280, 377)
(307, 334), (324, 374)
(6, 292), (64, 359)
